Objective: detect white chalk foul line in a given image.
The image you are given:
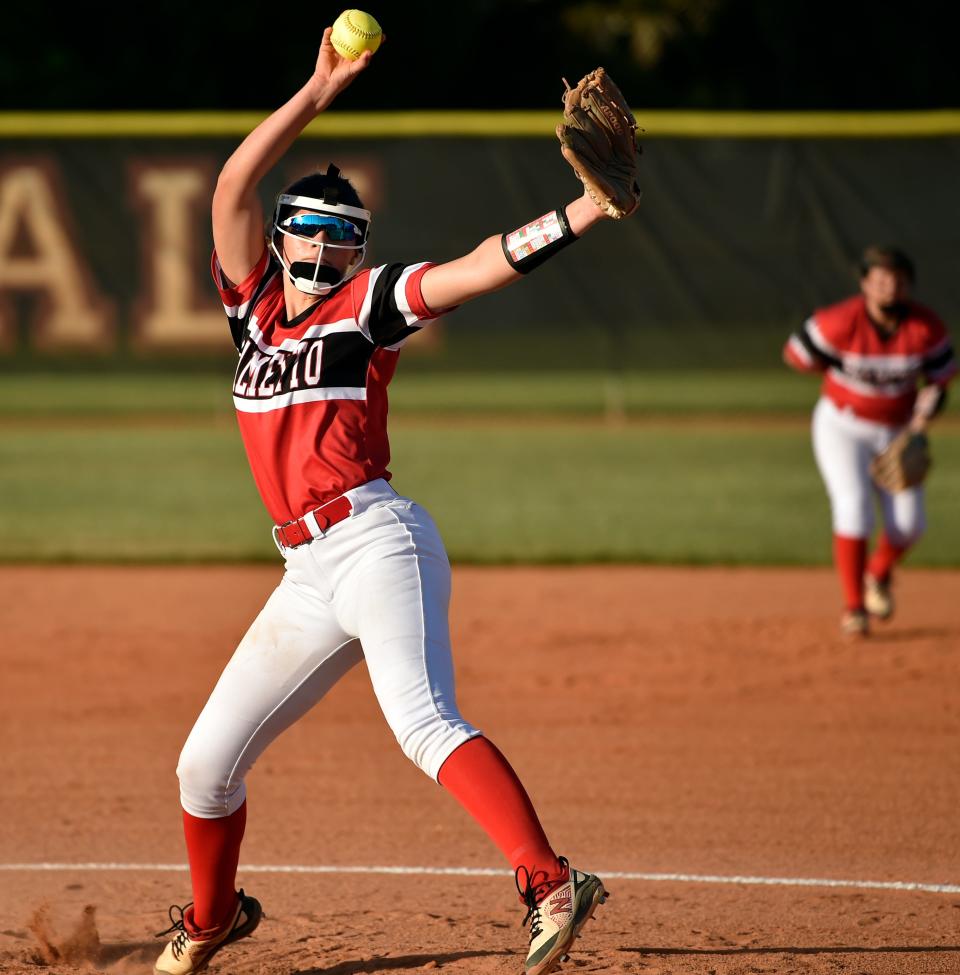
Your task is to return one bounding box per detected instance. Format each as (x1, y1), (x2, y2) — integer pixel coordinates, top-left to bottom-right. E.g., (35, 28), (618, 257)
(1, 863), (958, 895)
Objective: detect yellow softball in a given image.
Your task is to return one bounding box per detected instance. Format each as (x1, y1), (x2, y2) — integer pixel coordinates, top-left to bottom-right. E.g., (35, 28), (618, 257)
(330, 10), (383, 60)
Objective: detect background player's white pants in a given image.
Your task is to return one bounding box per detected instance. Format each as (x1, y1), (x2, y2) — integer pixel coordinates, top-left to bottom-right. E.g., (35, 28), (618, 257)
(812, 396), (926, 544)
(177, 480), (480, 819)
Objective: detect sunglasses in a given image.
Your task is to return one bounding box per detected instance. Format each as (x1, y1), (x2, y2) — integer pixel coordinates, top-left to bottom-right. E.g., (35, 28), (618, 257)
(282, 212), (360, 242)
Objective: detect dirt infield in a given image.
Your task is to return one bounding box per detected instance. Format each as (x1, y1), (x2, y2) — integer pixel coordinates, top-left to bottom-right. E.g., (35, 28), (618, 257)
(1, 565), (958, 975)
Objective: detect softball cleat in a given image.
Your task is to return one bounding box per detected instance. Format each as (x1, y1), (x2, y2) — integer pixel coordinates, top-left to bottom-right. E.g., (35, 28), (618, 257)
(517, 858), (608, 975)
(840, 608), (870, 637)
(154, 889), (262, 975)
(864, 574), (894, 620)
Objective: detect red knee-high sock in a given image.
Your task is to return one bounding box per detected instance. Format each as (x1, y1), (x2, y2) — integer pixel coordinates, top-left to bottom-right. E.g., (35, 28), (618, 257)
(833, 534), (867, 610)
(438, 737), (566, 892)
(867, 533), (908, 584)
(182, 802), (247, 932)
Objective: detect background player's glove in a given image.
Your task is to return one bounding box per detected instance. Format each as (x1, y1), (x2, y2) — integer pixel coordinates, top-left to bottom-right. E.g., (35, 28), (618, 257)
(870, 430), (932, 493)
(557, 67), (642, 219)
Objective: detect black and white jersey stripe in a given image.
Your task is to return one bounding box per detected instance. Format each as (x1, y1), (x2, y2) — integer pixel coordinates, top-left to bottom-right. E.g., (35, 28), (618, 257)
(226, 258), (437, 413)
(789, 316), (843, 370)
(923, 336), (956, 382)
(357, 262), (433, 347)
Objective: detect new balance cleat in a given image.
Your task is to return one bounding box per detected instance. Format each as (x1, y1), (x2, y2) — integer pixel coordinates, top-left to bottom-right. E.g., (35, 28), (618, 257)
(154, 889), (262, 975)
(517, 858), (608, 975)
(864, 574), (894, 620)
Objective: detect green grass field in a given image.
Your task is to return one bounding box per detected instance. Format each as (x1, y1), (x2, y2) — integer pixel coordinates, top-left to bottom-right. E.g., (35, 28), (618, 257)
(1, 371), (957, 564)
(0, 369), (827, 418)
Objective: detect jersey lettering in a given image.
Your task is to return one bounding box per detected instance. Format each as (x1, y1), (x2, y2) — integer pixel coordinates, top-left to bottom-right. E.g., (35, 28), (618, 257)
(233, 332), (374, 407)
(303, 341), (323, 386)
(211, 248), (441, 523)
(841, 357), (919, 389)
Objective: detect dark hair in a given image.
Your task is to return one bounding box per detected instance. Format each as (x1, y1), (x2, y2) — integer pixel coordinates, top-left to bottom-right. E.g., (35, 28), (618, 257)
(280, 163), (365, 212)
(270, 163), (370, 246)
(859, 245), (915, 282)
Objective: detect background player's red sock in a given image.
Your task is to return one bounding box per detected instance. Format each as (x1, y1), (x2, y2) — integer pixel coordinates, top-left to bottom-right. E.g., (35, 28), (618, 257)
(833, 534), (867, 610)
(182, 802), (247, 932)
(438, 736), (566, 896)
(867, 533), (908, 583)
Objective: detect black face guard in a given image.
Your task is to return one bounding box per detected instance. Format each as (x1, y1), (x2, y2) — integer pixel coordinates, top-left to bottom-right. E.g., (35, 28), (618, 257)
(287, 260), (344, 287)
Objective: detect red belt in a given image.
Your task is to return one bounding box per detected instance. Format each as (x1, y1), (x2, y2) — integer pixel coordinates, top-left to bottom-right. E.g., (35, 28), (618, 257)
(273, 495), (354, 549)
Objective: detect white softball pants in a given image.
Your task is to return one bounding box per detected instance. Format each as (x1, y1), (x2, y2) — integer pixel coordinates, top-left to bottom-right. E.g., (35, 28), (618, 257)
(177, 479), (480, 819)
(812, 396), (926, 544)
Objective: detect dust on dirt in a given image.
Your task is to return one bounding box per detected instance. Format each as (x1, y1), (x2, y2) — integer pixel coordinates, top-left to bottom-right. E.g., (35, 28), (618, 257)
(26, 904), (100, 966)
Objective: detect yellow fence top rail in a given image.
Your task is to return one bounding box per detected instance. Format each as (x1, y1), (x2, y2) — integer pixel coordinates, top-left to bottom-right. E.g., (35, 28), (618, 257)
(2, 110), (960, 138)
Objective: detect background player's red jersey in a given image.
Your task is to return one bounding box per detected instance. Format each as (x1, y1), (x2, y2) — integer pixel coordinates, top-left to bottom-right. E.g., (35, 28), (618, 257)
(212, 248), (441, 524)
(784, 295), (957, 425)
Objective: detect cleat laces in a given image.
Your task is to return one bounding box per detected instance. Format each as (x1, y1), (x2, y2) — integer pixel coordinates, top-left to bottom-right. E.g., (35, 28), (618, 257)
(155, 903), (193, 959)
(515, 855), (570, 943)
(520, 898), (544, 941)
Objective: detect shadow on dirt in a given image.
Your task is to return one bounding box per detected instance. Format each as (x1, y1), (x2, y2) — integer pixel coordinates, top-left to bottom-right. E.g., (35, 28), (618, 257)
(294, 949), (515, 973)
(621, 945), (960, 956)
(869, 627), (957, 643)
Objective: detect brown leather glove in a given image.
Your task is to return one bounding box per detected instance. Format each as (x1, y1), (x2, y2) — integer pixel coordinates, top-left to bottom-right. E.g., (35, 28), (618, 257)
(870, 430), (932, 493)
(556, 67), (642, 219)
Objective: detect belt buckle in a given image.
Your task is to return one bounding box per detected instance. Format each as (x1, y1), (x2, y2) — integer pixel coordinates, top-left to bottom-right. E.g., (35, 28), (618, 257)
(273, 495), (352, 554)
(273, 517), (311, 552)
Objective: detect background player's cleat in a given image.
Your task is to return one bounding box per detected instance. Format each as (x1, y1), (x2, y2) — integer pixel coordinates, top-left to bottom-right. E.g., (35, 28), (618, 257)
(154, 889), (262, 975)
(864, 574), (894, 620)
(840, 608), (869, 637)
(516, 858), (608, 975)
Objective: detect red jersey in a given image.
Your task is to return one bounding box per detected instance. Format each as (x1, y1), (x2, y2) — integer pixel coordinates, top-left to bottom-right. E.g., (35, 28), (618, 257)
(784, 295), (957, 425)
(212, 248), (441, 524)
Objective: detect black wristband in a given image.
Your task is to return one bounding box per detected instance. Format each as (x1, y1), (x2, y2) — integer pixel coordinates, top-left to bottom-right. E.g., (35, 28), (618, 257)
(501, 207), (578, 274)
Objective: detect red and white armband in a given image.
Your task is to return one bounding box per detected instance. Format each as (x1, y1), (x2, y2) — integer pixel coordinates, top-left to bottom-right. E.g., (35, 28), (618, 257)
(501, 208), (578, 274)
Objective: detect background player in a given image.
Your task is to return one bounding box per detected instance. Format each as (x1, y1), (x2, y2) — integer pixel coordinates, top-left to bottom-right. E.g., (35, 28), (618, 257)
(153, 23), (639, 975)
(783, 245), (957, 636)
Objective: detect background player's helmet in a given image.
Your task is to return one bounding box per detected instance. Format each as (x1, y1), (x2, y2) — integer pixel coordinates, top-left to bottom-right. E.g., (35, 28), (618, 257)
(270, 165), (371, 296)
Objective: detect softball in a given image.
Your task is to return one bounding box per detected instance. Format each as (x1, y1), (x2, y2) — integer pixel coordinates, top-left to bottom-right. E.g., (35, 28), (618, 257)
(330, 10), (383, 60)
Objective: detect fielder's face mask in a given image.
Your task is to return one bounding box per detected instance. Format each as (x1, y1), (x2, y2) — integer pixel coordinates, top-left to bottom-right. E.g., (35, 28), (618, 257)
(270, 187), (371, 296)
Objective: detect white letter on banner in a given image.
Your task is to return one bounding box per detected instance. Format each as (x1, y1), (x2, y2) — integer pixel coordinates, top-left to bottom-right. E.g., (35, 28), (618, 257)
(131, 164), (228, 349)
(0, 164), (113, 351)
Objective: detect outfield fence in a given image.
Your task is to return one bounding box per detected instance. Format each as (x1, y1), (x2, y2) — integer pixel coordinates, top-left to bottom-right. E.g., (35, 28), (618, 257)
(0, 112), (958, 371)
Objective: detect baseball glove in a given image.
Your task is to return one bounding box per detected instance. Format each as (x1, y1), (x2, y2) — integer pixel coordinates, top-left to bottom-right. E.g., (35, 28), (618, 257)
(870, 430), (932, 493)
(557, 67), (642, 219)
